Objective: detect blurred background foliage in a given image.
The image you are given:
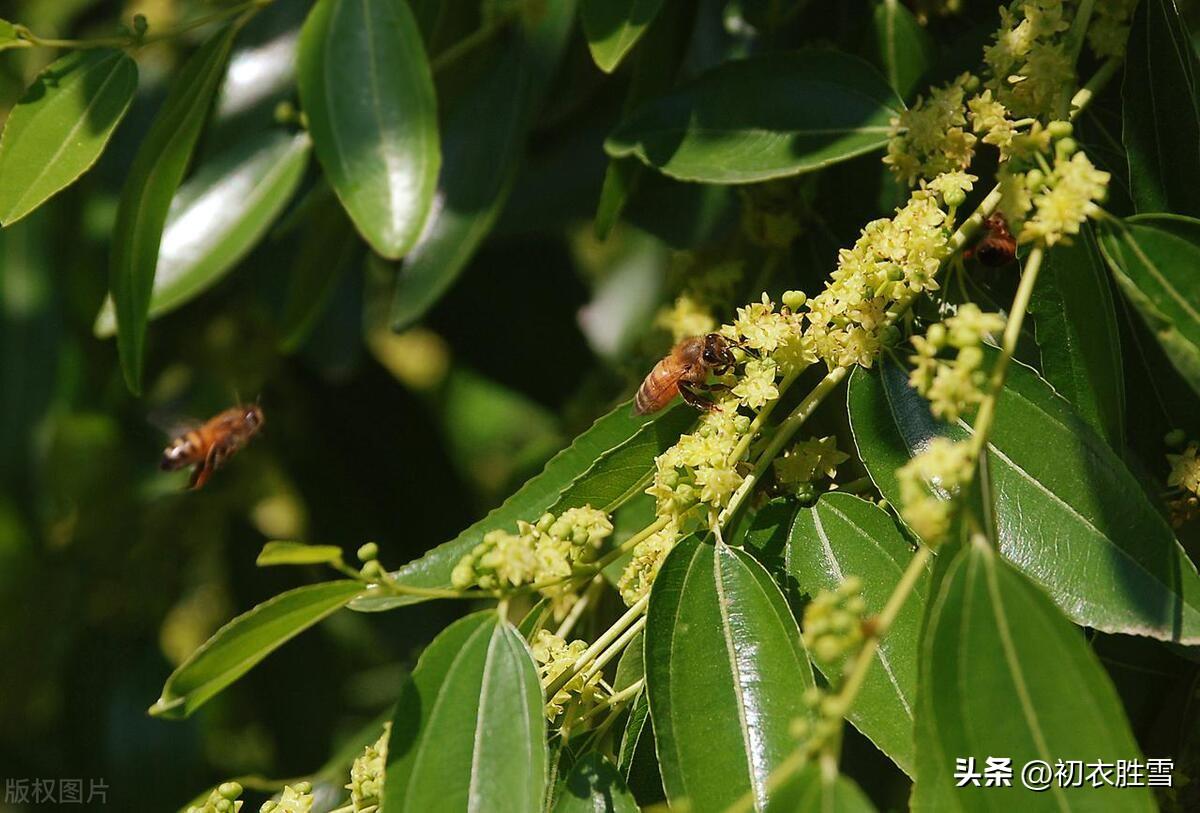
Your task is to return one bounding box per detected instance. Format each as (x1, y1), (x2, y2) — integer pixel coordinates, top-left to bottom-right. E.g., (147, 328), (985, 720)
(2, 0), (1200, 810)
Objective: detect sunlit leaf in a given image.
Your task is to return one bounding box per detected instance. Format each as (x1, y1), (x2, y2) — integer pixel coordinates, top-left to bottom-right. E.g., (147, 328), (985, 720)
(1099, 214), (1200, 398)
(297, 0), (439, 259)
(646, 535), (815, 811)
(110, 24), (240, 395)
(849, 355), (1200, 642)
(913, 538), (1155, 810)
(0, 49), (137, 225)
(867, 0), (935, 100)
(95, 130), (310, 337)
(580, 0), (666, 73)
(150, 580), (364, 719)
(384, 610), (545, 812)
(256, 541), (344, 567)
(606, 51), (901, 183)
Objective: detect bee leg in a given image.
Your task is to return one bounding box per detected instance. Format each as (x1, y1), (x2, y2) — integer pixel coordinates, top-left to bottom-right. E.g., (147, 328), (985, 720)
(679, 382), (718, 411)
(188, 461), (212, 490)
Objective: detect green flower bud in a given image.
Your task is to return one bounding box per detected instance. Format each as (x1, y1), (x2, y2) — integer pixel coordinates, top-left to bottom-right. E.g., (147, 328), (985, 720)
(219, 783), (243, 801)
(357, 542), (379, 561)
(361, 560), (385, 580)
(1025, 168), (1046, 191)
(1054, 137), (1078, 159)
(943, 186), (967, 207)
(1166, 429), (1187, 448)
(926, 323), (946, 347)
(1047, 120), (1073, 139)
(133, 13), (148, 36)
(782, 290), (807, 310)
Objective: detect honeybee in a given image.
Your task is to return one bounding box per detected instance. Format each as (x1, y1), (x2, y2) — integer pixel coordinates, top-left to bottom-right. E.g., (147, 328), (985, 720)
(967, 213), (1017, 267)
(161, 404), (265, 490)
(635, 333), (736, 415)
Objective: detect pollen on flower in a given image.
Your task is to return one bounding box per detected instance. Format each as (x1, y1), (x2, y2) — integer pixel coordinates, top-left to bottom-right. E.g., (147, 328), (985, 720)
(450, 507), (613, 594)
(531, 629), (601, 718)
(897, 438), (975, 545)
(885, 73), (978, 186)
(346, 725), (389, 811)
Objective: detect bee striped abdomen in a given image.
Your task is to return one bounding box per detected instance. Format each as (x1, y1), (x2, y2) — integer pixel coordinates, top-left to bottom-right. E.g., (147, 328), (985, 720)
(635, 361), (682, 415)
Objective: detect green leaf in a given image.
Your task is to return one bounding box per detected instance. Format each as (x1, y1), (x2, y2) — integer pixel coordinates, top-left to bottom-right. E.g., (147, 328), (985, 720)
(866, 0), (935, 100)
(149, 580), (363, 719)
(1122, 0), (1200, 217)
(605, 51), (902, 184)
(913, 537), (1154, 810)
(767, 765), (876, 813)
(594, 0), (694, 239)
(94, 130), (310, 338)
(384, 610), (545, 812)
(645, 535), (815, 812)
(389, 0), (575, 330)
(1029, 224), (1125, 448)
(748, 494), (926, 777)
(279, 199), (361, 351)
(554, 753), (638, 813)
(1099, 214), (1200, 398)
(256, 541), (344, 567)
(613, 630), (644, 692)
(580, 0), (666, 73)
(0, 19), (27, 51)
(297, 0), (439, 259)
(848, 355), (1200, 642)
(110, 25), (239, 395)
(0, 49), (137, 226)
(349, 399), (694, 611)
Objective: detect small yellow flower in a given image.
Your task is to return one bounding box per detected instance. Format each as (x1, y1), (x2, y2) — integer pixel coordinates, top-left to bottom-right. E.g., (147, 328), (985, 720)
(1169, 443), (1200, 496)
(655, 294), (717, 343)
(774, 437), (849, 486)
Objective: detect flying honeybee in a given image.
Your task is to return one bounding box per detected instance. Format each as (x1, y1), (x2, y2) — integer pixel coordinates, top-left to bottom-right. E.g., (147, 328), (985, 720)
(635, 333), (736, 415)
(966, 213), (1017, 267)
(161, 404), (265, 490)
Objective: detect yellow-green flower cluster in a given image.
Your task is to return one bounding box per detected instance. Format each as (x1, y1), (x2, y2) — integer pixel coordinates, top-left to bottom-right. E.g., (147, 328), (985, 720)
(646, 397), (751, 519)
(1169, 443), (1200, 496)
(259, 783), (313, 813)
(1087, 0), (1137, 59)
(774, 436), (849, 488)
(655, 293), (717, 343)
(188, 783), (244, 813)
(618, 520), (680, 606)
(451, 506), (613, 591)
(346, 726), (388, 811)
(802, 577), (868, 665)
(983, 0), (1075, 120)
(790, 687), (842, 757)
(725, 292), (812, 374)
(885, 73), (978, 185)
(1021, 150), (1110, 246)
(803, 185), (953, 368)
(531, 629), (602, 718)
(897, 438), (975, 545)
(909, 305), (1006, 422)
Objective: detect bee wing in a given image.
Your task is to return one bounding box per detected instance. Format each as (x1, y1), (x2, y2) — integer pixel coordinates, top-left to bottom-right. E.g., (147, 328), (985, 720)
(147, 407), (202, 441)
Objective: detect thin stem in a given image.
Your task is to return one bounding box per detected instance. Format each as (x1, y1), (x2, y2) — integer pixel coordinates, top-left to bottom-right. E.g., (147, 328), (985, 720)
(556, 577), (602, 639)
(582, 615), (647, 682)
(581, 677), (645, 724)
(547, 594), (648, 698)
(16, 0), (269, 51)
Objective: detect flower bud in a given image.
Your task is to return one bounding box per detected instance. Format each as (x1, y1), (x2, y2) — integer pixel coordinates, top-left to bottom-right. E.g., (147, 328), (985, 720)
(1047, 120), (1073, 139)
(782, 290), (807, 310)
(357, 542), (378, 562)
(1165, 429), (1187, 448)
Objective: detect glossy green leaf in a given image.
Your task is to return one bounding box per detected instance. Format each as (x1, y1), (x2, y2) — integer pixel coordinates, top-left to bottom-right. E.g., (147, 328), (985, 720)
(913, 537), (1154, 810)
(646, 535), (815, 812)
(747, 494), (925, 776)
(297, 0), (439, 259)
(279, 199), (361, 351)
(389, 0), (575, 330)
(594, 0), (694, 239)
(0, 49), (137, 226)
(554, 753), (639, 813)
(516, 597), (552, 640)
(767, 765), (876, 813)
(94, 130), (310, 338)
(605, 51), (902, 184)
(256, 541), (344, 567)
(149, 580), (363, 719)
(349, 399), (694, 611)
(1099, 214), (1200, 398)
(613, 630), (644, 692)
(848, 355), (1200, 642)
(581, 0), (666, 73)
(384, 610), (545, 812)
(1029, 224), (1125, 447)
(867, 0), (935, 100)
(110, 24), (239, 395)
(1122, 0), (1200, 217)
